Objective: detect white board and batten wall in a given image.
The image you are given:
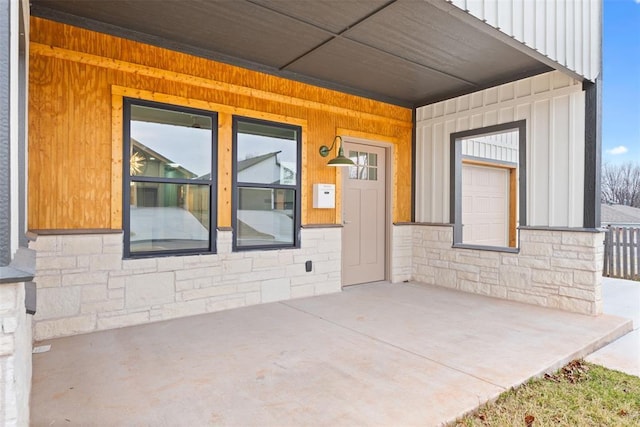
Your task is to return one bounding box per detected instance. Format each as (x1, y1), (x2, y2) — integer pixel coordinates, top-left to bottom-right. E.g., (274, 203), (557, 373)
(450, 0), (601, 82)
(416, 70), (585, 228)
(462, 130), (519, 163)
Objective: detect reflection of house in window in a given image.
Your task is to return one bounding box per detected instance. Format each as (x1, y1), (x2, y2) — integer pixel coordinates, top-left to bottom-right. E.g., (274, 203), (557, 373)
(232, 117), (300, 250)
(128, 138), (211, 249)
(121, 100), (216, 256)
(130, 138), (197, 207)
(237, 151), (295, 215)
(131, 138), (197, 179)
(237, 151), (296, 187)
(461, 131), (519, 248)
(451, 122), (525, 250)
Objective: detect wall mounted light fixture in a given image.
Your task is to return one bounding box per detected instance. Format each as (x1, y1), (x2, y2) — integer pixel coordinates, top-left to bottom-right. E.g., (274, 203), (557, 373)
(319, 136), (356, 167)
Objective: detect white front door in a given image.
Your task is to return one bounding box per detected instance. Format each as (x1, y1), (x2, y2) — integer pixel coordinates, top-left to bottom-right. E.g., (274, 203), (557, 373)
(342, 142), (386, 286)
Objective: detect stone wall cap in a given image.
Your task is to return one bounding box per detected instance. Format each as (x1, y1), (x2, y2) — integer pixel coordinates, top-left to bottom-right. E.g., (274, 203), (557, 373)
(29, 229), (123, 236)
(394, 222), (454, 227)
(452, 243), (519, 253)
(519, 226), (604, 233)
(0, 266), (34, 284)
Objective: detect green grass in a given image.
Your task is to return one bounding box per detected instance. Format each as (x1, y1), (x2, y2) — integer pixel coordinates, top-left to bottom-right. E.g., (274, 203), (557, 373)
(453, 360), (640, 426)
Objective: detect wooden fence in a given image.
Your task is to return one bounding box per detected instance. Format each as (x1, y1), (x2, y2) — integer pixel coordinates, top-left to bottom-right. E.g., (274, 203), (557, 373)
(603, 226), (640, 280)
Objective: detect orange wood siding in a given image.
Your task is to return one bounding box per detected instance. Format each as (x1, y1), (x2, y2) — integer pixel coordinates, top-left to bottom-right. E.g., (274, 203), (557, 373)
(29, 17), (412, 230)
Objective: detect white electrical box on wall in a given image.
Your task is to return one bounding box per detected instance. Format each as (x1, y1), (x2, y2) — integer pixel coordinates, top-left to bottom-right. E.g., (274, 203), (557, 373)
(313, 183), (335, 209)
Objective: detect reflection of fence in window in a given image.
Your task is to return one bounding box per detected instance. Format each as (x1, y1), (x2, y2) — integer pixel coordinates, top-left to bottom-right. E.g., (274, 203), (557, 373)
(603, 227), (640, 280)
(186, 185), (210, 230)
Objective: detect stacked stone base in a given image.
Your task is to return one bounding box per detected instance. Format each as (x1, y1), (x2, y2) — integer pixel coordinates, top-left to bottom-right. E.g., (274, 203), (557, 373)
(30, 228), (342, 341)
(0, 281), (32, 427)
(29, 224), (604, 341)
(411, 225), (604, 315)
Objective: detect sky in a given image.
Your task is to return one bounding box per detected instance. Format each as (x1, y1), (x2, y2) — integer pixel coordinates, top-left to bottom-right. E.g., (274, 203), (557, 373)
(602, 0), (640, 165)
(132, 121), (212, 177)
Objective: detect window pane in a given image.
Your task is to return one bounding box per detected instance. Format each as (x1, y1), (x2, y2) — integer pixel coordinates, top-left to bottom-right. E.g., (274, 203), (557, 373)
(348, 151), (379, 180)
(458, 127), (520, 248)
(358, 166), (368, 180)
(236, 187), (295, 247)
(368, 167), (377, 181)
(130, 105), (212, 180)
(236, 121), (297, 185)
(349, 166), (358, 180)
(129, 182), (210, 253)
(348, 151), (358, 179)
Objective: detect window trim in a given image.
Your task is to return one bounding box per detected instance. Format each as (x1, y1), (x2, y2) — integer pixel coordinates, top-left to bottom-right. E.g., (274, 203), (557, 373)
(122, 97), (218, 258)
(449, 120), (527, 251)
(231, 116), (302, 251)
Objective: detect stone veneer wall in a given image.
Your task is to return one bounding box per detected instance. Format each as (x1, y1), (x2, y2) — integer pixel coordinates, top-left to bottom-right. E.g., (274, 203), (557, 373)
(29, 228), (341, 341)
(390, 224), (413, 283)
(411, 225), (604, 315)
(0, 282), (32, 427)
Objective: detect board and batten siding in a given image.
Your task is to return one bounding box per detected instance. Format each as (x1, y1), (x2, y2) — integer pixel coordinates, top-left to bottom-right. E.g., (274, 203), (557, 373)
(462, 131), (519, 164)
(28, 17), (412, 231)
(416, 70), (585, 228)
(450, 0), (601, 81)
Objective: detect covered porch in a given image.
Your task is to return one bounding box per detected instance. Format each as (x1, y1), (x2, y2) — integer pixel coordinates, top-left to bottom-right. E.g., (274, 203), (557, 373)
(31, 281), (631, 426)
(0, 1), (608, 425)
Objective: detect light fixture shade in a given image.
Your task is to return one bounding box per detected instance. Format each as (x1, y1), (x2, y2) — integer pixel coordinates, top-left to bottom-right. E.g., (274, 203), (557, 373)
(327, 155), (355, 167)
(320, 138), (355, 167)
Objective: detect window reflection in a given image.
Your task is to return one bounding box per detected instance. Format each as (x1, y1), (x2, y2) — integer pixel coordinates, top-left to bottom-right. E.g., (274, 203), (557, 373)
(236, 188), (295, 247)
(457, 128), (520, 248)
(233, 118), (300, 250)
(125, 101), (215, 256)
(236, 121), (297, 185)
(129, 182), (210, 253)
(130, 105), (212, 180)
(348, 150), (379, 181)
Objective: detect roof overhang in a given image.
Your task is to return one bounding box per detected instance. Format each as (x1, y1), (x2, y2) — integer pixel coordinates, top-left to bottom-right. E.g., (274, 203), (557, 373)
(31, 0), (557, 108)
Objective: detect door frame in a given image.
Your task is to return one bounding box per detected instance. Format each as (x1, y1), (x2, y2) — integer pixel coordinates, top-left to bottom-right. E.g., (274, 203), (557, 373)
(338, 132), (394, 287)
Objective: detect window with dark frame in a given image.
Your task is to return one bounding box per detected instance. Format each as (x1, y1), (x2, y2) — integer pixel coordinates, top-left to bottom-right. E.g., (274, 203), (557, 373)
(232, 117), (301, 250)
(450, 120), (527, 251)
(123, 99), (217, 257)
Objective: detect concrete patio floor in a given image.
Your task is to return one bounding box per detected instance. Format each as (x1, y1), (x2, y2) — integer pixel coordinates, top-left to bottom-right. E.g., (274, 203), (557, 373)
(586, 277), (640, 377)
(31, 282), (632, 426)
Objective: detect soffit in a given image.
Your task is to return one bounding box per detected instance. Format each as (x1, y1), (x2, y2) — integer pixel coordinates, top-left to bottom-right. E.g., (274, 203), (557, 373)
(31, 0), (553, 108)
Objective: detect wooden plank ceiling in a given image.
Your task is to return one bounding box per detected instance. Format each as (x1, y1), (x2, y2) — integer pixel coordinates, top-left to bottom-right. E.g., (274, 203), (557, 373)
(31, 0), (552, 107)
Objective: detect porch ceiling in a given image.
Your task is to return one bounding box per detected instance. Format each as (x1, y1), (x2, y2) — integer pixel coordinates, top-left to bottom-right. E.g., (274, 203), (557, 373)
(31, 0), (553, 108)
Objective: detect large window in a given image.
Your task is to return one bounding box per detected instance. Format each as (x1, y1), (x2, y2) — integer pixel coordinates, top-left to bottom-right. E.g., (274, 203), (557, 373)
(450, 121), (526, 251)
(123, 99), (217, 257)
(232, 117), (301, 250)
